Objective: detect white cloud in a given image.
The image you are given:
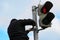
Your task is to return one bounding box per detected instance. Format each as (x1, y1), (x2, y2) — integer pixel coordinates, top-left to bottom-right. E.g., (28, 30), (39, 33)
(0, 16), (11, 30)
(51, 18), (60, 34)
(29, 36), (34, 40)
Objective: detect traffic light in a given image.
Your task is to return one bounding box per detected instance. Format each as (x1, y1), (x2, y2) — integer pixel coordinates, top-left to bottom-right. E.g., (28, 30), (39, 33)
(38, 1), (55, 29)
(42, 12), (55, 25)
(41, 1), (53, 14)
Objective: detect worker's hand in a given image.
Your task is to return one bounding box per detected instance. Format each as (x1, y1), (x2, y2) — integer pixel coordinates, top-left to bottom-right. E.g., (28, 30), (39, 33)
(28, 19), (36, 26)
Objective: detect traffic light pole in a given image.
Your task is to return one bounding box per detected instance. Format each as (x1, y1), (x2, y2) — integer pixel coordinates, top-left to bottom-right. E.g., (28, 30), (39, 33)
(32, 6), (38, 40)
(32, 1), (54, 40)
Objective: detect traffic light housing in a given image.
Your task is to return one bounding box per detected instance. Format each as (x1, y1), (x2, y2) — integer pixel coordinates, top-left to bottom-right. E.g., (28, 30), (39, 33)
(38, 1), (55, 29)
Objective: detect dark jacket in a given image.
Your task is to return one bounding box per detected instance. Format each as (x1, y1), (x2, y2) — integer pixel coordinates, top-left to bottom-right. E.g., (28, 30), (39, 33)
(7, 19), (36, 40)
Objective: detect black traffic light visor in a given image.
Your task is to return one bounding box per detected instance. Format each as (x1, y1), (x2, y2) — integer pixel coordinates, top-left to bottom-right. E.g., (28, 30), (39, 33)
(42, 12), (55, 25)
(41, 1), (53, 14)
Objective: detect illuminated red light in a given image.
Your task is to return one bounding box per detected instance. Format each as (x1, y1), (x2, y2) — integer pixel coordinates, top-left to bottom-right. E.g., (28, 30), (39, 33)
(43, 7), (46, 14)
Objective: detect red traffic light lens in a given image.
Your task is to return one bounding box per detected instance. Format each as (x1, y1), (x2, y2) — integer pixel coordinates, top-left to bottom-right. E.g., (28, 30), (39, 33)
(43, 7), (47, 14)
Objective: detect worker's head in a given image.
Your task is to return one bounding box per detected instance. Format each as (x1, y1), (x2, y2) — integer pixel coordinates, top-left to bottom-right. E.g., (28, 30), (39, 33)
(10, 19), (17, 23)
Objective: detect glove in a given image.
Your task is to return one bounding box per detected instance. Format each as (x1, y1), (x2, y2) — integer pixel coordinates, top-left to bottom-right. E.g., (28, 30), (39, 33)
(28, 19), (36, 26)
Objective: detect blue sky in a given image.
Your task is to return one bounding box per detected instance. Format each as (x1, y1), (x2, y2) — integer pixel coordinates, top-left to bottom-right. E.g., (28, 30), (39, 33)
(0, 0), (60, 40)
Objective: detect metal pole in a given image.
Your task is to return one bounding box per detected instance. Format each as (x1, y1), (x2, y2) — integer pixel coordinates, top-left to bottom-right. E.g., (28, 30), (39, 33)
(32, 6), (38, 40)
